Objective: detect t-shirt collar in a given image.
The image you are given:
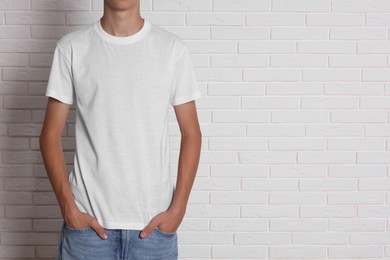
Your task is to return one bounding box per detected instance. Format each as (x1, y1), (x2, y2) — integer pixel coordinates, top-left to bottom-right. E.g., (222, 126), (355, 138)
(94, 17), (151, 45)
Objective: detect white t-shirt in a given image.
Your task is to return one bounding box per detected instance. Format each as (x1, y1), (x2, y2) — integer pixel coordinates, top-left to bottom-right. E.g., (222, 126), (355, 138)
(45, 17), (202, 230)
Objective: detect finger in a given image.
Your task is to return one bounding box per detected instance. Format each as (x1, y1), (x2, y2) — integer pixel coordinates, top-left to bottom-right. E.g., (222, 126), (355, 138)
(90, 220), (108, 240)
(140, 220), (159, 239)
(140, 224), (154, 239)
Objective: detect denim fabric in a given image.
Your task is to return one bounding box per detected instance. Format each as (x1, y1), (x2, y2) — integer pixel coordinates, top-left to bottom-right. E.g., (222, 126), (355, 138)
(57, 222), (178, 260)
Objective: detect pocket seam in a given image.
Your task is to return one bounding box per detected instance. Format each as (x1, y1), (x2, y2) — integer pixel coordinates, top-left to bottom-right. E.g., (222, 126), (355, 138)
(155, 227), (176, 236)
(64, 223), (92, 232)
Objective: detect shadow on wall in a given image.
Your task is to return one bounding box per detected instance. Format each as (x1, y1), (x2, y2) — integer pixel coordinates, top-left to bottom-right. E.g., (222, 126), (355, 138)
(2, 2), (104, 259)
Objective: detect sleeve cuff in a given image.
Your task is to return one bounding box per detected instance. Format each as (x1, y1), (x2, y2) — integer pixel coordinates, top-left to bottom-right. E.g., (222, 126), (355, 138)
(45, 90), (73, 105)
(171, 91), (202, 106)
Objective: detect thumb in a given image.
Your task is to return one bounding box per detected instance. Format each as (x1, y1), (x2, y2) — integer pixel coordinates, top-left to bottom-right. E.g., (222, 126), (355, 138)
(90, 220), (108, 240)
(140, 223), (156, 239)
(140, 213), (164, 239)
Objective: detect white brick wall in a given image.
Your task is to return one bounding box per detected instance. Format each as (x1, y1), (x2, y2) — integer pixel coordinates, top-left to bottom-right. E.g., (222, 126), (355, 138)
(1, 0), (390, 259)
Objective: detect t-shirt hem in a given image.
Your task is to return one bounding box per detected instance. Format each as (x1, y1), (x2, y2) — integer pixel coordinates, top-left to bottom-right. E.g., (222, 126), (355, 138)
(100, 220), (146, 230)
(172, 91), (202, 106)
(45, 90), (73, 105)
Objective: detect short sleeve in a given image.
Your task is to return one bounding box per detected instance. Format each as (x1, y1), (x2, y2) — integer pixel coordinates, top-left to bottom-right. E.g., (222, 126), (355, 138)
(45, 44), (74, 105)
(170, 46), (202, 106)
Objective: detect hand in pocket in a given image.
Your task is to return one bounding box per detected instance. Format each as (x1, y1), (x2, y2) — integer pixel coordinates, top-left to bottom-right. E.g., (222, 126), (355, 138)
(64, 208), (108, 239)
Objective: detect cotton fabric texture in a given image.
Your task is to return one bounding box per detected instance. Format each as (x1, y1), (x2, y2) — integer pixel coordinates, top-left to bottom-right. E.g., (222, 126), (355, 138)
(45, 17), (202, 229)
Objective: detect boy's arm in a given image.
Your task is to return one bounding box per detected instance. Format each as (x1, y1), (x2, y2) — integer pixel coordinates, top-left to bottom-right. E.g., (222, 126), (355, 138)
(169, 100), (202, 214)
(39, 98), (78, 217)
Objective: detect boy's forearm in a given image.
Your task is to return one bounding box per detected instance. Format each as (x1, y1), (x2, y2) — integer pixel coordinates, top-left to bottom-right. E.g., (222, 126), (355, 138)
(170, 132), (202, 213)
(40, 135), (77, 216)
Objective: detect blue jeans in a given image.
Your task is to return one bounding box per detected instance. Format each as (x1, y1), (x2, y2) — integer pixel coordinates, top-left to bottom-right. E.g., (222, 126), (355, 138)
(57, 222), (178, 259)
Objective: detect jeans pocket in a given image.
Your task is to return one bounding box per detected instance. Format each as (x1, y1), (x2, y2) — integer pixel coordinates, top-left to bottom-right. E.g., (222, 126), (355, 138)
(155, 227), (176, 237)
(64, 222), (92, 232)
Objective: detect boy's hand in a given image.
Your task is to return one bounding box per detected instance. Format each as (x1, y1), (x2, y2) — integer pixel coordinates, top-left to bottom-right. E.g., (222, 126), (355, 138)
(64, 208), (108, 240)
(140, 208), (185, 239)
